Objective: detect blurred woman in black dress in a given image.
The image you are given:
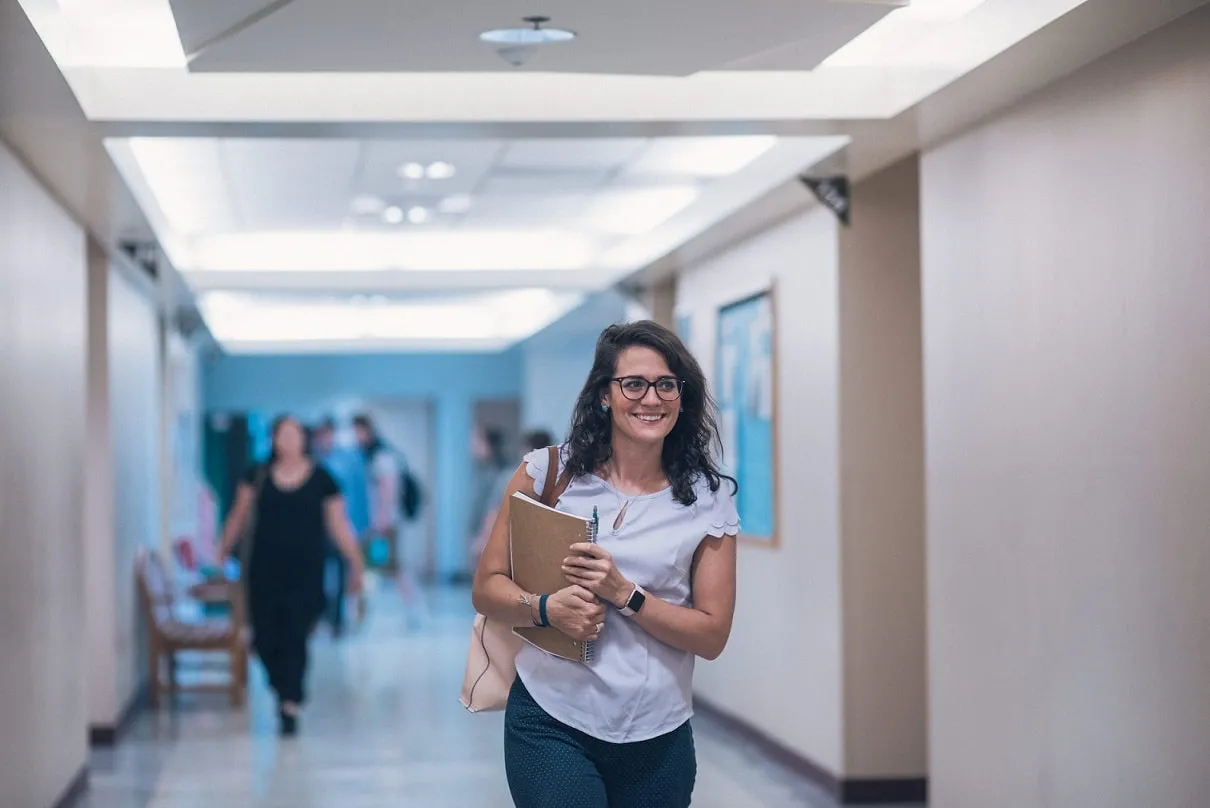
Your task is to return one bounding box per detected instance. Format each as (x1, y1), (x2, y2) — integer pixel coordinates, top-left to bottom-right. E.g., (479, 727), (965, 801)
(218, 415), (364, 735)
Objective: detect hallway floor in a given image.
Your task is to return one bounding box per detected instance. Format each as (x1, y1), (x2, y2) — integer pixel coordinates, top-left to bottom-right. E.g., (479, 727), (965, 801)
(82, 582), (920, 808)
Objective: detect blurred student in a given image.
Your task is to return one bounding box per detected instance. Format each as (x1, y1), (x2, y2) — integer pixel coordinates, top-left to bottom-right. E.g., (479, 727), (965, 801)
(470, 428), (554, 563)
(311, 417), (361, 636)
(353, 413), (423, 618)
(217, 415), (364, 736)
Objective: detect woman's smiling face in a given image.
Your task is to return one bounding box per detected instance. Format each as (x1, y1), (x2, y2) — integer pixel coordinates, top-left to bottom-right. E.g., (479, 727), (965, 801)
(605, 346), (681, 446)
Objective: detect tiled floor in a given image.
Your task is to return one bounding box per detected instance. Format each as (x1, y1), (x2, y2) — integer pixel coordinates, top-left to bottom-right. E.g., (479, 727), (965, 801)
(82, 580), (922, 807)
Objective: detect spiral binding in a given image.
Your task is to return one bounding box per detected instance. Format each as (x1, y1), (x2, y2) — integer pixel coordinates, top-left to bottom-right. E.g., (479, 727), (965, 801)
(579, 507), (601, 663)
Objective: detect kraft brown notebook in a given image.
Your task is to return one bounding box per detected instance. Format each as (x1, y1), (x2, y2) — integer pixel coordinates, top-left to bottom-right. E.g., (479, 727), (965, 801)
(509, 491), (599, 663)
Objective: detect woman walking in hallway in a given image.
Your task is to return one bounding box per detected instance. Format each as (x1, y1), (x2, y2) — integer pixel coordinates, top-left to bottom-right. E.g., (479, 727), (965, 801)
(472, 320), (740, 808)
(218, 415), (364, 736)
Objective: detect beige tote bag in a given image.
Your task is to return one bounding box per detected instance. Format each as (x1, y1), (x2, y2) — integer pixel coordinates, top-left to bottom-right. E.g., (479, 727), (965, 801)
(459, 446), (569, 713)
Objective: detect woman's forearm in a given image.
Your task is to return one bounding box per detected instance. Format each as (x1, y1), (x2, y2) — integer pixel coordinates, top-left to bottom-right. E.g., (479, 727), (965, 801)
(216, 513), (244, 559)
(629, 595), (729, 661)
(472, 572), (540, 628)
(331, 520), (365, 575)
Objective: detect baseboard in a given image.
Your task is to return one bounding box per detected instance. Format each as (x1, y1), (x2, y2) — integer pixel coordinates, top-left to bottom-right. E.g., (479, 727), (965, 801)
(88, 680), (149, 747)
(51, 765), (88, 808)
(693, 695), (927, 805)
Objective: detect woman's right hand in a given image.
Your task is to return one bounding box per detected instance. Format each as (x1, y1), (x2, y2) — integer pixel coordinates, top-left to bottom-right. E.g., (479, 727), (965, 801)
(545, 585), (606, 642)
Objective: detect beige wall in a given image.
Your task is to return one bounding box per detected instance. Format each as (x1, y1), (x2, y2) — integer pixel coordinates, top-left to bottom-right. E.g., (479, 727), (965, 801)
(680, 206), (846, 772)
(84, 242), (118, 726)
(838, 158), (927, 778)
(922, 7), (1210, 807)
(0, 141), (88, 807)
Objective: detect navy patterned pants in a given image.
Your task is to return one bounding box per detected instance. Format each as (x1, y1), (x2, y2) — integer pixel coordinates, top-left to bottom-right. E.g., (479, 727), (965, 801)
(504, 677), (696, 808)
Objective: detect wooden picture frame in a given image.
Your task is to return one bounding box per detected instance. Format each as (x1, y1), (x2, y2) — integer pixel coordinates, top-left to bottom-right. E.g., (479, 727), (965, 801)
(714, 284), (778, 547)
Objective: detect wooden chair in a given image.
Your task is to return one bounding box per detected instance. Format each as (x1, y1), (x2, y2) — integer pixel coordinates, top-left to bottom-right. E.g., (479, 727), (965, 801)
(136, 548), (247, 708)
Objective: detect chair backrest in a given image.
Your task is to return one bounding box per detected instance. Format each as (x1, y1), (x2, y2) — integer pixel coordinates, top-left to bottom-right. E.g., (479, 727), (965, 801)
(135, 548), (174, 630)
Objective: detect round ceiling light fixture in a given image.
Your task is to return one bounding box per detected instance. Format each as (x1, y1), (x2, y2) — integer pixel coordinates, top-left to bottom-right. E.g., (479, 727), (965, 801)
(479, 16), (575, 45)
(480, 16), (575, 67)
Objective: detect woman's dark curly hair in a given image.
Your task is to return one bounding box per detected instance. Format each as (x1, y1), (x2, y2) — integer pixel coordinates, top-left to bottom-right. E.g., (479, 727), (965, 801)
(563, 320), (737, 507)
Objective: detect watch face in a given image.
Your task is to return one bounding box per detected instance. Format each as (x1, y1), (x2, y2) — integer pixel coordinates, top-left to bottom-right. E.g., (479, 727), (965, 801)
(629, 589), (646, 613)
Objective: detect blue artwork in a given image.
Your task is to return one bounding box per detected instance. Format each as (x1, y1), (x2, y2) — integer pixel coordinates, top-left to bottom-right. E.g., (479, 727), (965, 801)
(715, 291), (776, 541)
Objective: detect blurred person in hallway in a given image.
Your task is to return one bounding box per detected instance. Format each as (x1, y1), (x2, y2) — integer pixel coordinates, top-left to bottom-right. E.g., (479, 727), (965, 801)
(472, 321), (739, 808)
(217, 415), (365, 736)
(466, 425), (514, 570)
(353, 413), (423, 620)
(311, 416), (364, 636)
(470, 428), (555, 565)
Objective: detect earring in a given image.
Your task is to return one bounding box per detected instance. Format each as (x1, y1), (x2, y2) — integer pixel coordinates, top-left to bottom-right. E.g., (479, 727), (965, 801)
(601, 402), (609, 412)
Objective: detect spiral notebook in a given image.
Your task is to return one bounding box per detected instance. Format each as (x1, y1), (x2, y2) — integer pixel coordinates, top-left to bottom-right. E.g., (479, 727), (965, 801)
(509, 491), (598, 663)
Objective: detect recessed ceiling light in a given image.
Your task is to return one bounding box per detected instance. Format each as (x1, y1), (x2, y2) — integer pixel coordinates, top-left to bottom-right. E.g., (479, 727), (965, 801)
(407, 206), (430, 224)
(480, 16), (576, 45)
(426, 161), (457, 180)
(398, 162), (425, 180)
(351, 194), (385, 215)
(383, 206), (405, 224)
(438, 194), (474, 214)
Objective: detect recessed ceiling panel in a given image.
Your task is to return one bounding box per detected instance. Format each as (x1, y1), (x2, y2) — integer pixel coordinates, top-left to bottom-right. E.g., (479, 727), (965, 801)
(174, 0), (895, 75)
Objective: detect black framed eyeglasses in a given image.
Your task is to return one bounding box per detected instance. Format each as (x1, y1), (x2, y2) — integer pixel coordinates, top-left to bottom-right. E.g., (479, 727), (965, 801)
(612, 376), (684, 402)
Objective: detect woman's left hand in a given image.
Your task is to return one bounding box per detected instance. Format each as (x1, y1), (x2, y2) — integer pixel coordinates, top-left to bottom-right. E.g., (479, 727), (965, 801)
(563, 543), (632, 609)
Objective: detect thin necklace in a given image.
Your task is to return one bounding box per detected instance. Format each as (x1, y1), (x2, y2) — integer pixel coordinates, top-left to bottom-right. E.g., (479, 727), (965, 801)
(602, 464), (661, 534)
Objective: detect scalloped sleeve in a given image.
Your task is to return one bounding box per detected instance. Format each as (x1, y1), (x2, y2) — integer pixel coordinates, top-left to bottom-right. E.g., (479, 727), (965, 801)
(523, 447), (553, 498)
(705, 482), (741, 539)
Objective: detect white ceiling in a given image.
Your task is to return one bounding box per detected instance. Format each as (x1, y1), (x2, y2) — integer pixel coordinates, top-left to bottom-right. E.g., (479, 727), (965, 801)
(23, 0), (1112, 124)
(105, 134), (849, 287)
(20, 0), (1191, 354)
(168, 0), (895, 75)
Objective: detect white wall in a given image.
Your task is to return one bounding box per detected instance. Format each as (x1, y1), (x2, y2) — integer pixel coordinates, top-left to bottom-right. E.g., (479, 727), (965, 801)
(0, 141), (88, 807)
(679, 206), (845, 772)
(164, 330), (204, 555)
(922, 7), (1210, 806)
(84, 249), (163, 728)
(107, 263), (162, 717)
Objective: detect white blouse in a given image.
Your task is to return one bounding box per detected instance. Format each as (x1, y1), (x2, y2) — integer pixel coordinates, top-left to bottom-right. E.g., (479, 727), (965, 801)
(514, 446), (741, 743)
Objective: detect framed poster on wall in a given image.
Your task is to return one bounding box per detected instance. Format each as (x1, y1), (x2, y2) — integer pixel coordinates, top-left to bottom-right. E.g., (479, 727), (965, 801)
(714, 287), (777, 545)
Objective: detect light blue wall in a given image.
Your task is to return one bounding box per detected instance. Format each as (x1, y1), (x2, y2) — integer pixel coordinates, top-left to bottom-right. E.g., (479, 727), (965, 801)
(202, 350), (523, 578)
(519, 290), (630, 441)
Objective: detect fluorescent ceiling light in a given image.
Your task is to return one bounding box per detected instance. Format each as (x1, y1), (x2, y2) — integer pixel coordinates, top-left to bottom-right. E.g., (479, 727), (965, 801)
(426, 161), (457, 180)
(198, 288), (586, 351)
(438, 194), (474, 214)
(128, 137), (229, 233)
(186, 230), (597, 272)
(585, 188), (700, 236)
(398, 162), (426, 180)
(628, 136), (779, 178)
(33, 0), (187, 68)
(351, 195), (385, 215)
(822, 0), (991, 67)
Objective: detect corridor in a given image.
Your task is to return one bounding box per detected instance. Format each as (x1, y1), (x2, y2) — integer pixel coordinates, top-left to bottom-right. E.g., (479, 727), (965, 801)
(82, 585), (882, 808)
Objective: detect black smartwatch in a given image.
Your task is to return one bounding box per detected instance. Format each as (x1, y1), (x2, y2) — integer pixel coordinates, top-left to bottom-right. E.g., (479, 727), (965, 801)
(619, 584), (647, 617)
